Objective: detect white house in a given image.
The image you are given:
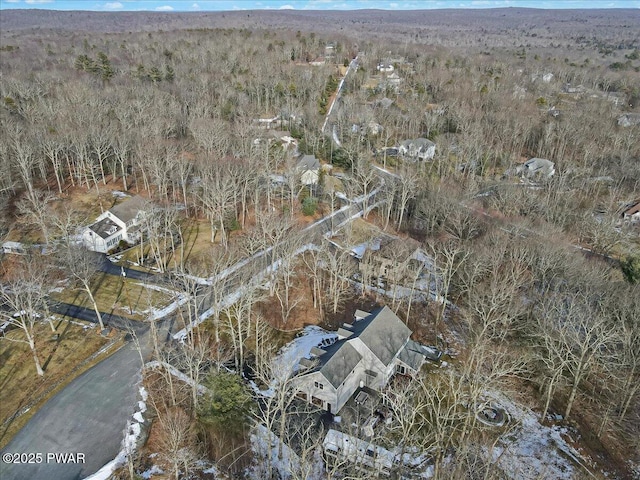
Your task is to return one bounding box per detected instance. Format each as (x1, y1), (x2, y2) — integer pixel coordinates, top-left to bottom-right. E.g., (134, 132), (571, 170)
(2, 241), (27, 255)
(297, 154), (321, 186)
(294, 306), (426, 414)
(82, 195), (147, 253)
(519, 157), (555, 179)
(377, 63), (394, 73)
(622, 201), (640, 222)
(617, 113), (640, 127)
(398, 138), (436, 161)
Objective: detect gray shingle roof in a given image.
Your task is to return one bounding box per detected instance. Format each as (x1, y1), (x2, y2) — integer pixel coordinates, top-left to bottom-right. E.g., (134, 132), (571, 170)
(319, 342), (362, 389)
(355, 306), (411, 366)
(524, 158), (555, 176)
(297, 154), (320, 172)
(109, 195), (147, 224)
(398, 339), (425, 371)
(305, 306), (411, 389)
(89, 217), (123, 239)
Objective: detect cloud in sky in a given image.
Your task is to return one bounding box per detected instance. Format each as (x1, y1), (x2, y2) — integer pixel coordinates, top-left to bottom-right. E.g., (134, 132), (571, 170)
(156, 4), (174, 10)
(191, 2), (200, 8)
(4, 0), (21, 3)
(104, 1), (123, 8)
(25, 0), (53, 4)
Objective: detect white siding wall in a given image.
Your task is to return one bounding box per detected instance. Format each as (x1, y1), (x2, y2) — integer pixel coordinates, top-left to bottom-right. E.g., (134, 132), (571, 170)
(301, 170), (319, 186)
(297, 372), (338, 411)
(335, 361), (372, 412)
(347, 338), (386, 387)
(82, 229), (108, 253)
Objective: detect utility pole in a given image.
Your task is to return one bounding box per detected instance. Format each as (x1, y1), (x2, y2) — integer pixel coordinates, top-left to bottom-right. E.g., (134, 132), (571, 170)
(121, 266), (134, 315)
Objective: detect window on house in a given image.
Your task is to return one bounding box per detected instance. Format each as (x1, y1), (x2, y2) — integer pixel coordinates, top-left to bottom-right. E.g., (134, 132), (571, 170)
(314, 381), (324, 390)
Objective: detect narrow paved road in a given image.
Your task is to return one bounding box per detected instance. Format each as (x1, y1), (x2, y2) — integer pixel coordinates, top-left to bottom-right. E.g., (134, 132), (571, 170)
(99, 257), (158, 282)
(49, 302), (143, 334)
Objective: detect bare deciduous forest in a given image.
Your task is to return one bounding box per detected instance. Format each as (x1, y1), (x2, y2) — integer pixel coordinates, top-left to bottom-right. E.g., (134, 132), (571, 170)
(0, 7), (639, 480)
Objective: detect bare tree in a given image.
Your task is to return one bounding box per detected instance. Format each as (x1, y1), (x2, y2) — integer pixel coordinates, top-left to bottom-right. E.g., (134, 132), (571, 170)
(532, 290), (618, 420)
(154, 406), (201, 480)
(0, 255), (52, 376)
(197, 160), (238, 248)
(393, 164), (421, 230)
(428, 239), (470, 326)
(57, 246), (105, 331)
(15, 189), (57, 244)
(320, 241), (356, 315)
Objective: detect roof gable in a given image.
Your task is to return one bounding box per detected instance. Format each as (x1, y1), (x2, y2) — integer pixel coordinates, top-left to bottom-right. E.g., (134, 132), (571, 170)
(319, 342), (362, 389)
(356, 306), (411, 366)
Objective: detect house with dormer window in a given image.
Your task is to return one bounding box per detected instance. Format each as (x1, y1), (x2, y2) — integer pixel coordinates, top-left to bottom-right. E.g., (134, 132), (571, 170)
(293, 306), (426, 414)
(82, 195), (147, 253)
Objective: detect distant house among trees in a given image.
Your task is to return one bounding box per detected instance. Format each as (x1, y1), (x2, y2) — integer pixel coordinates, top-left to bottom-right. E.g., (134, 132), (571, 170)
(518, 157), (556, 179)
(2, 241), (27, 255)
(296, 154), (321, 186)
(377, 63), (394, 73)
(617, 113), (640, 127)
(359, 237), (423, 283)
(622, 201), (640, 222)
(398, 138), (436, 161)
(82, 195), (147, 253)
(293, 306), (426, 414)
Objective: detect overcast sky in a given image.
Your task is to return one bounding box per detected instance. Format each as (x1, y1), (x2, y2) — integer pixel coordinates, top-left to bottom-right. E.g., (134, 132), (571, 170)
(1, 0), (638, 10)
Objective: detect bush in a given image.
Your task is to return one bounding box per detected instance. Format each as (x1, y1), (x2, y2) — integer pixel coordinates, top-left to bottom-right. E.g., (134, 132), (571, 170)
(302, 196), (318, 216)
(199, 372), (253, 435)
(621, 255), (640, 284)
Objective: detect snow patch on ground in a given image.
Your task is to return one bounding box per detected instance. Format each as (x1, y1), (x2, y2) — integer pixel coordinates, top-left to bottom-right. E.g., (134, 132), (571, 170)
(272, 326), (334, 381)
(248, 424), (325, 480)
(491, 391), (587, 479)
(141, 464), (164, 479)
(250, 326), (334, 398)
(144, 361), (209, 395)
(133, 283), (189, 321)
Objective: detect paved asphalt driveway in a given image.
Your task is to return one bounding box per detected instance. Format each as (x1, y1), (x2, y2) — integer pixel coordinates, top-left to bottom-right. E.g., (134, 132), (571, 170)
(99, 257), (158, 283)
(0, 337), (149, 480)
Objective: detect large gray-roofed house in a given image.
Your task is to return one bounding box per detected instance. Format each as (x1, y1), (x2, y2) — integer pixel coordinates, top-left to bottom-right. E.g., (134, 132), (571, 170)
(293, 306), (425, 413)
(399, 137), (436, 161)
(353, 305), (411, 366)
